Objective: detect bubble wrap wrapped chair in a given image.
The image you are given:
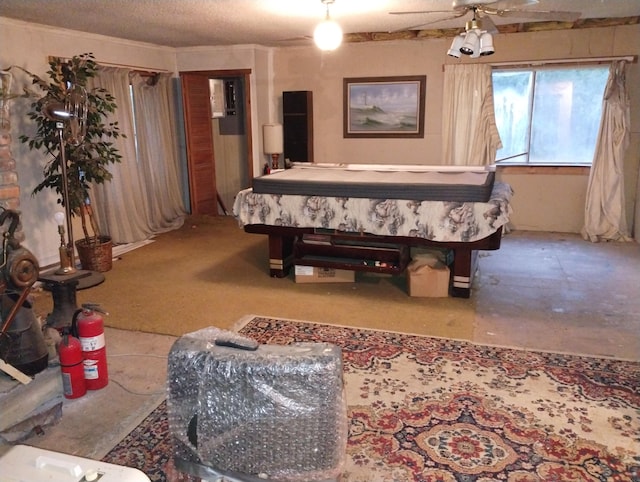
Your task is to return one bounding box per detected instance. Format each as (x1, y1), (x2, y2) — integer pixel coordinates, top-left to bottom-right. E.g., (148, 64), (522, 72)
(167, 326), (347, 482)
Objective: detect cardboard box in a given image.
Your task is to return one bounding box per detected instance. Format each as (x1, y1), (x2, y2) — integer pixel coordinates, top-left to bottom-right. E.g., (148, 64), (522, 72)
(294, 265), (355, 283)
(406, 257), (450, 297)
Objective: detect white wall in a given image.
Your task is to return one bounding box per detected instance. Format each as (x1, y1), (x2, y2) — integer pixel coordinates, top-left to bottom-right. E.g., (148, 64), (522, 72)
(636, 167), (640, 238)
(272, 25), (640, 236)
(272, 41), (445, 165)
(1, 18), (177, 266)
(1, 18), (279, 267)
(176, 45), (276, 176)
(497, 172), (590, 232)
(2, 16), (639, 270)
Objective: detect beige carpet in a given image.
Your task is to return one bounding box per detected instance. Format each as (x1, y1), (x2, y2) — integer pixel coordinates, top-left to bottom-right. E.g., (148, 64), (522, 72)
(32, 215), (476, 340)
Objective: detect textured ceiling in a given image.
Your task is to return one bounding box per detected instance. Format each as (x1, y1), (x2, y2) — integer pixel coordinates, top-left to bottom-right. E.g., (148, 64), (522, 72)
(1, 0), (639, 48)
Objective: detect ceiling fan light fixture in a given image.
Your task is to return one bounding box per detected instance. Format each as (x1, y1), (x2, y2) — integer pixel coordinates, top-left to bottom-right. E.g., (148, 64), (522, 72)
(314, 0), (343, 51)
(447, 34), (465, 58)
(479, 31), (494, 56)
(465, 18), (482, 32)
(459, 29), (479, 55)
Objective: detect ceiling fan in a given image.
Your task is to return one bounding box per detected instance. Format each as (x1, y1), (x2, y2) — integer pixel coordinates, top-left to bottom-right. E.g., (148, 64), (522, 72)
(390, 0), (581, 33)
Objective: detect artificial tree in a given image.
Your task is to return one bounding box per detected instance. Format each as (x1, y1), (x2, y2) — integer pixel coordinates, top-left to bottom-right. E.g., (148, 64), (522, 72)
(20, 53), (123, 270)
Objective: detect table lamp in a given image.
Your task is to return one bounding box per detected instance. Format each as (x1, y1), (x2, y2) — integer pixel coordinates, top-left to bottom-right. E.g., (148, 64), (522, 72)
(263, 124), (283, 170)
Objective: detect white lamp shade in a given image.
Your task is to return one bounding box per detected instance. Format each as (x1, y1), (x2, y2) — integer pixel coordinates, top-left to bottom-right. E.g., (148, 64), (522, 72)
(263, 124), (283, 154)
(460, 29), (479, 55)
(479, 32), (495, 56)
(447, 34), (465, 58)
(314, 19), (343, 51)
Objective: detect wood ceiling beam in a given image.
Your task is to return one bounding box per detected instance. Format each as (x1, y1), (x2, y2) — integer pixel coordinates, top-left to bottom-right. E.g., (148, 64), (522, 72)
(344, 16), (640, 43)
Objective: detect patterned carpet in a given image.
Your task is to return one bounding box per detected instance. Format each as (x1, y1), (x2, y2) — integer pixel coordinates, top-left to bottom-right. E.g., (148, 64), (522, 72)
(103, 316), (640, 481)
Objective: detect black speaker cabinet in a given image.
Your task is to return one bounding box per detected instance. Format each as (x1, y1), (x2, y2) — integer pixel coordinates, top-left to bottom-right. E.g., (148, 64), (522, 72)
(283, 91), (313, 163)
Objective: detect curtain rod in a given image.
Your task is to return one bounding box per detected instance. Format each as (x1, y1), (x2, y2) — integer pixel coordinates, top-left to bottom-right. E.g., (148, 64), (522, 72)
(95, 59), (170, 74)
(489, 55), (636, 67)
(48, 55), (170, 74)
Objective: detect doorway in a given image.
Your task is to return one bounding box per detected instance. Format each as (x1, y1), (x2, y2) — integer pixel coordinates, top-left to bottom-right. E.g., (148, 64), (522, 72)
(180, 69), (253, 216)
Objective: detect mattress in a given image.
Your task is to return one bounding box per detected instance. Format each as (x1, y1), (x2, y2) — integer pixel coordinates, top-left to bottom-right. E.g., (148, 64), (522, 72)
(253, 164), (496, 202)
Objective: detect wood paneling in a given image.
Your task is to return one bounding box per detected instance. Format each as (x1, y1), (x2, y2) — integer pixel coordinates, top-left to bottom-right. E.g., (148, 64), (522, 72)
(181, 72), (218, 215)
(498, 165), (590, 175)
(345, 16), (640, 43)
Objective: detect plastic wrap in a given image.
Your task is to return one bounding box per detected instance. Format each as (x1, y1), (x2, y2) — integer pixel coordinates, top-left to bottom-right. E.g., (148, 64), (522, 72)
(167, 326), (347, 481)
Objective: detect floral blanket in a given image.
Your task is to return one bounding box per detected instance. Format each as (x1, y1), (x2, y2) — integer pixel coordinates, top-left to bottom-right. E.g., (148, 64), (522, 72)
(233, 182), (512, 243)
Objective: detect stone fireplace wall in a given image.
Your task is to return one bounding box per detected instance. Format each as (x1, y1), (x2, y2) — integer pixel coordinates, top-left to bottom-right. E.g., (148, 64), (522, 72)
(0, 71), (25, 243)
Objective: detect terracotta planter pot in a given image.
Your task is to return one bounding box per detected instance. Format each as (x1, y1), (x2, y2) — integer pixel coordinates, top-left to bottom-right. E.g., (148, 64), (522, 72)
(75, 236), (113, 272)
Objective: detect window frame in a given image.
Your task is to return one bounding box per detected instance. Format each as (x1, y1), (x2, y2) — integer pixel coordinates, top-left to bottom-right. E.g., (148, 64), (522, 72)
(491, 63), (610, 168)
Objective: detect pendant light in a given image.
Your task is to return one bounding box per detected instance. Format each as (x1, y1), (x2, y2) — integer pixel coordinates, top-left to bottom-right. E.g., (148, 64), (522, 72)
(314, 0), (343, 51)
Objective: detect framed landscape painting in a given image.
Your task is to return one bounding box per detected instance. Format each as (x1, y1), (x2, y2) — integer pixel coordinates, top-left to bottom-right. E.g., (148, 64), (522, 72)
(343, 75), (426, 138)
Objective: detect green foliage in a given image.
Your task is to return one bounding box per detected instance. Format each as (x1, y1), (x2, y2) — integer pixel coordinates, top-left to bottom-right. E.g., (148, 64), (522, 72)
(19, 53), (124, 216)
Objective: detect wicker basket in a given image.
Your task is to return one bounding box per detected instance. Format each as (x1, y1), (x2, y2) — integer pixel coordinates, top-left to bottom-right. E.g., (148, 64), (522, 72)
(75, 236), (113, 272)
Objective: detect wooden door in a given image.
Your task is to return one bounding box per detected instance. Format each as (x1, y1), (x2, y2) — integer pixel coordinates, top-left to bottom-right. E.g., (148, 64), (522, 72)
(181, 72), (218, 215)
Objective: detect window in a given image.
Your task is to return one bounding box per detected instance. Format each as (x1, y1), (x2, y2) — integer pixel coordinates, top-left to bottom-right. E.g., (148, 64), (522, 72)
(492, 65), (609, 165)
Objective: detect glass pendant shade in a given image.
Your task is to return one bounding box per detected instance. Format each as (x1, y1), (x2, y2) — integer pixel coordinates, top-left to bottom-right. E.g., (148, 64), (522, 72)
(54, 211), (65, 226)
(314, 19), (343, 51)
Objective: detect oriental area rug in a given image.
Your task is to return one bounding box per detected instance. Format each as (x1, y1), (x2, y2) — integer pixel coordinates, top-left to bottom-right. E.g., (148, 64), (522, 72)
(103, 316), (640, 482)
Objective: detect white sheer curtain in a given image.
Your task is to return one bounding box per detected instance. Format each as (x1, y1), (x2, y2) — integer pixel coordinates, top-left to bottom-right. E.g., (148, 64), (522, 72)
(130, 72), (186, 232)
(442, 64), (502, 166)
(87, 67), (185, 244)
(581, 60), (632, 243)
(88, 67), (152, 243)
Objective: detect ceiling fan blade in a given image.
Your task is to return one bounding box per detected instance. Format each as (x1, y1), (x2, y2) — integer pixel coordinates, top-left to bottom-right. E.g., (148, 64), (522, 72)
(390, 11), (469, 32)
(478, 14), (499, 34)
(389, 9), (457, 16)
(493, 9), (581, 22)
(276, 35), (312, 43)
(484, 0), (540, 9)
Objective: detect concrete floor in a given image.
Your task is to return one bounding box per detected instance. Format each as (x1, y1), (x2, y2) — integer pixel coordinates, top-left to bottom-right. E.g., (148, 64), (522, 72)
(0, 328), (175, 460)
(474, 231), (639, 359)
(1, 230), (638, 464)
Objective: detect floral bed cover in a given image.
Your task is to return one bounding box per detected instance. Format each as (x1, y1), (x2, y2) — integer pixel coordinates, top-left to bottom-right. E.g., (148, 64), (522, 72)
(232, 182), (513, 243)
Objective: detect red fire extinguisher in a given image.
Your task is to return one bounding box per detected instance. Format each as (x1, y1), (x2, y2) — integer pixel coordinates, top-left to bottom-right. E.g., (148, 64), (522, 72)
(72, 304), (109, 390)
(58, 334), (87, 399)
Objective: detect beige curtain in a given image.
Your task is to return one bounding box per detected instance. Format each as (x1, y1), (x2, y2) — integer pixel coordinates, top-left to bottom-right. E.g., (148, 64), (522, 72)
(130, 72), (186, 232)
(581, 61), (631, 243)
(442, 64), (502, 166)
(88, 67), (185, 243)
(88, 67), (151, 243)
